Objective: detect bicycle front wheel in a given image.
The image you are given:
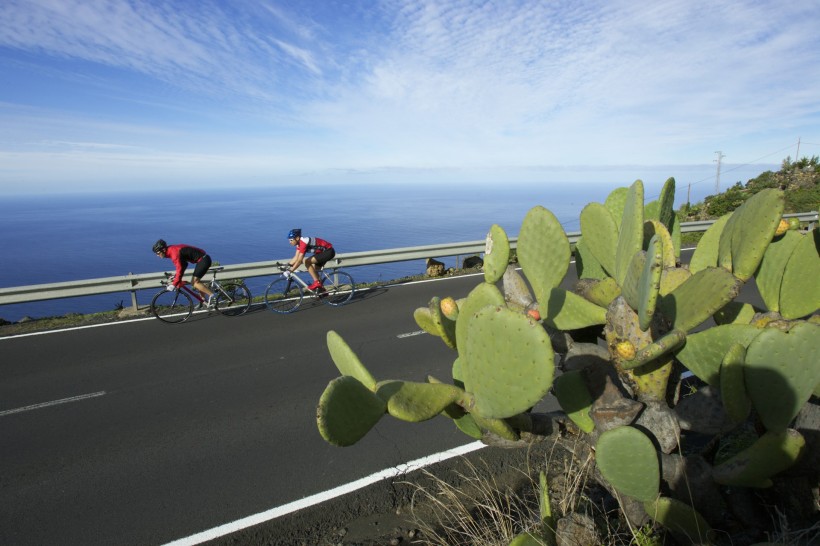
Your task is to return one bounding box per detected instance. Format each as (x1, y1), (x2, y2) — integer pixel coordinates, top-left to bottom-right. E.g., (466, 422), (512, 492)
(265, 277), (303, 313)
(150, 289), (194, 324)
(215, 282), (252, 317)
(322, 270), (355, 306)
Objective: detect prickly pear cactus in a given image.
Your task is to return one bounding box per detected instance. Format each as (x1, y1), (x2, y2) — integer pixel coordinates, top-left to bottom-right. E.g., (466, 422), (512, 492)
(315, 181), (820, 543)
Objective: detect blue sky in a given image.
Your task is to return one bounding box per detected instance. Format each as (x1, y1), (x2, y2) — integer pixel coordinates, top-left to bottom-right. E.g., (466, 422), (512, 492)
(1, 0), (819, 195)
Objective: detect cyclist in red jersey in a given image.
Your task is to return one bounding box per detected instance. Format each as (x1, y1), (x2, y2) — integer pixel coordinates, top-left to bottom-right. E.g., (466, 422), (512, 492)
(152, 239), (215, 306)
(284, 228), (335, 290)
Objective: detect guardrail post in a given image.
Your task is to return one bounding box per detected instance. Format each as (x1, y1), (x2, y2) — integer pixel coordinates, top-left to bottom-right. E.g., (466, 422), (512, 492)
(128, 274), (139, 312)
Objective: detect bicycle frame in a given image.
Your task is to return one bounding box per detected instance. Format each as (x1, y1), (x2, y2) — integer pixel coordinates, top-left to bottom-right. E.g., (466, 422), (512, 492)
(264, 264), (354, 313)
(151, 266), (252, 323)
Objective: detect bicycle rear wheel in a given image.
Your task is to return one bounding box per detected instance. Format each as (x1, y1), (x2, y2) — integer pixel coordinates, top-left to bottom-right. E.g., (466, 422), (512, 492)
(265, 277), (303, 313)
(215, 282), (251, 317)
(151, 289), (194, 323)
(321, 270), (355, 306)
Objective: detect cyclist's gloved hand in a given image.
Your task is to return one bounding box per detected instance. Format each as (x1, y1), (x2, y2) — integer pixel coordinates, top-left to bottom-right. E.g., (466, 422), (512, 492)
(282, 270), (292, 279)
(166, 283), (177, 291)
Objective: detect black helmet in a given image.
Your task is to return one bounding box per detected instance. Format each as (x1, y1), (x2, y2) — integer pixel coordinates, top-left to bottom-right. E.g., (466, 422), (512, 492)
(287, 228), (301, 239)
(152, 239), (167, 253)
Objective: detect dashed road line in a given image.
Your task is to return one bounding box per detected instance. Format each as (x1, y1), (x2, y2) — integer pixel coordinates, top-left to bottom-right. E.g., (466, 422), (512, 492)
(0, 391), (107, 417)
(397, 330), (426, 338)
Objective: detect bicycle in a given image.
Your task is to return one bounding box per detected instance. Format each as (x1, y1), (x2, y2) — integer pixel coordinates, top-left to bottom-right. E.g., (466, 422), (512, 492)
(264, 263), (355, 314)
(150, 266), (252, 324)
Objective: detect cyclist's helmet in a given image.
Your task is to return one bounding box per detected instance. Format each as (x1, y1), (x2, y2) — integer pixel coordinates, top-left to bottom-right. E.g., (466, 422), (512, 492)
(152, 239), (168, 253)
(287, 228), (301, 239)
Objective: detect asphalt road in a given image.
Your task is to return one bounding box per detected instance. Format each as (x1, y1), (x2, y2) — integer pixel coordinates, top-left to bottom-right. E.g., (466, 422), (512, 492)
(1, 274), (485, 546)
(1, 249), (762, 545)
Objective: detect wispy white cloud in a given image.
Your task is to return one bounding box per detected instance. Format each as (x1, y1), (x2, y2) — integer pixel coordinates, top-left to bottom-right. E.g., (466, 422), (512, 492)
(0, 0), (817, 192)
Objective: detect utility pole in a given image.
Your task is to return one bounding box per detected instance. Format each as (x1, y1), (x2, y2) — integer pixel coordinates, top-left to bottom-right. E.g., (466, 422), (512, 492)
(714, 151), (725, 194)
(796, 137), (801, 162)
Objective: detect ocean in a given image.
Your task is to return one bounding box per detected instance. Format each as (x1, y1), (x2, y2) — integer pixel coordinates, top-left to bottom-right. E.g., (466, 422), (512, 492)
(0, 173), (761, 322)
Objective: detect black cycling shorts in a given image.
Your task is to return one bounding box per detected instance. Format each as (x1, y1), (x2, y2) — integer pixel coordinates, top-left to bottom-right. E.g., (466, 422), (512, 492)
(312, 248), (335, 268)
(192, 255), (212, 280)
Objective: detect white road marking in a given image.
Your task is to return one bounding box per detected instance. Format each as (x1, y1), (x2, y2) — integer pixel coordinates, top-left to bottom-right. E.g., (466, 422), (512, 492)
(0, 391), (107, 417)
(160, 441), (487, 546)
(397, 330), (426, 338)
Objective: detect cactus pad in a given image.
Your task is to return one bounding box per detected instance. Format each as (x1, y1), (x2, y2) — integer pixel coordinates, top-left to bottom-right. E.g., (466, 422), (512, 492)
(554, 371), (595, 433)
(659, 267), (740, 332)
(643, 219), (676, 269)
(483, 224), (511, 284)
(712, 429), (806, 487)
(690, 213), (731, 274)
(542, 287), (607, 330)
(604, 186), (629, 224)
(638, 235), (663, 330)
(578, 277), (621, 307)
(503, 265), (534, 309)
(580, 202), (618, 277)
(575, 236), (608, 280)
(744, 321), (820, 432)
(518, 205), (571, 305)
(428, 296), (457, 349)
(317, 376), (386, 446)
(718, 188), (784, 281)
(455, 282), (506, 350)
(720, 342), (751, 424)
(327, 330), (377, 390)
(462, 306), (554, 419)
(643, 497), (711, 544)
(755, 230), (801, 313)
(615, 180), (645, 286)
(713, 301), (759, 325)
(780, 228), (820, 319)
(595, 426), (659, 502)
(675, 324), (763, 386)
(377, 380), (464, 422)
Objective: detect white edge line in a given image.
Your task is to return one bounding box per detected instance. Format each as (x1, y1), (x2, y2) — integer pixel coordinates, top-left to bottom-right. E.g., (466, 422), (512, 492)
(160, 441), (486, 546)
(0, 391), (107, 417)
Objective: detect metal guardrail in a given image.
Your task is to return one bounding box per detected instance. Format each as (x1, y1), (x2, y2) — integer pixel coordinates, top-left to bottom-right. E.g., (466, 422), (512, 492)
(1, 212), (816, 311)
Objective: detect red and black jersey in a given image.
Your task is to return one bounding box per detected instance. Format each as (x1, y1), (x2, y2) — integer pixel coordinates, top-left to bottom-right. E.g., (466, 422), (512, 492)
(166, 244), (207, 286)
(296, 236), (332, 255)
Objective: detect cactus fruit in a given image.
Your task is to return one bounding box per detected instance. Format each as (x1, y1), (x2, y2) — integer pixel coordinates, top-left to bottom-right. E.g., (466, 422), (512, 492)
(615, 340), (636, 360)
(440, 296), (459, 321)
(774, 218), (790, 237)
